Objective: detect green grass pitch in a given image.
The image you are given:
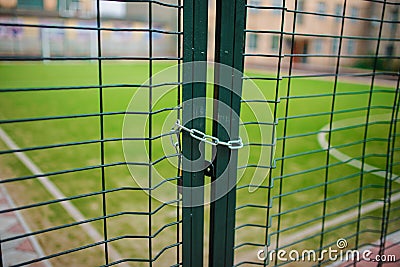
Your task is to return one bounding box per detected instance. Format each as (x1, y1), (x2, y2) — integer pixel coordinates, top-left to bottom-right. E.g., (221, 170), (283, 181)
(0, 62), (399, 266)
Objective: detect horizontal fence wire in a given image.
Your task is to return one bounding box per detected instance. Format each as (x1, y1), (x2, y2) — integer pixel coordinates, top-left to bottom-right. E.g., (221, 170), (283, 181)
(0, 0), (182, 266)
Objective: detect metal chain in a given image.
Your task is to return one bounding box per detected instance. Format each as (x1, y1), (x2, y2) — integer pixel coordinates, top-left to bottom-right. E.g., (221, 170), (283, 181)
(172, 120), (243, 150)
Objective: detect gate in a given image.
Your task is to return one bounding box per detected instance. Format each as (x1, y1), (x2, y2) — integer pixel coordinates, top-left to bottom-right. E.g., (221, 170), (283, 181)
(0, 0), (399, 266)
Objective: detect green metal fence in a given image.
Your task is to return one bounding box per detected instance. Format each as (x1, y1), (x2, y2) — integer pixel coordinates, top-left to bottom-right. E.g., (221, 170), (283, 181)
(0, 0), (399, 266)
(237, 0), (400, 266)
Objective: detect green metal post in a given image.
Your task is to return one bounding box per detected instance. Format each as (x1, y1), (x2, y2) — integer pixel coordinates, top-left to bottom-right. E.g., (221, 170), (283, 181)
(182, 0), (208, 266)
(209, 0), (246, 266)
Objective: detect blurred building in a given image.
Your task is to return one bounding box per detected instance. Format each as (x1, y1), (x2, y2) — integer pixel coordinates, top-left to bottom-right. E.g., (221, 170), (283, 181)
(0, 0), (398, 70)
(0, 0), (178, 58)
(238, 0), (399, 70)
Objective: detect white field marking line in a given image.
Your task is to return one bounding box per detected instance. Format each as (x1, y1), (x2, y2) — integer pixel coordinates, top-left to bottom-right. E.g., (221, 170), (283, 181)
(0, 127), (126, 265)
(275, 115), (400, 248)
(1, 185), (52, 267)
(318, 114), (399, 182)
(279, 192), (400, 248)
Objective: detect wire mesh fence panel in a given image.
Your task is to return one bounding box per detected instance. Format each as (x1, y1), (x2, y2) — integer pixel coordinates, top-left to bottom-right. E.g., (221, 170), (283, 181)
(0, 0), (182, 266)
(0, 0), (399, 267)
(235, 0), (400, 266)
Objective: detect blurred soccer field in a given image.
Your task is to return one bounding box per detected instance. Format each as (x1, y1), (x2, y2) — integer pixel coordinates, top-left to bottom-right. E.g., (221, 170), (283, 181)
(0, 62), (399, 266)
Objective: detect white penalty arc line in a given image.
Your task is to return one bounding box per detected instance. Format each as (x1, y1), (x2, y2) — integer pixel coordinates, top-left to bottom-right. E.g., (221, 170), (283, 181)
(0, 127), (125, 265)
(318, 115), (399, 182)
(278, 115), (400, 248)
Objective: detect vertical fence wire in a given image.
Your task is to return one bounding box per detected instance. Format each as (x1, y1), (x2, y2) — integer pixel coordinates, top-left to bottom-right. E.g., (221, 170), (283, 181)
(262, 0), (287, 266)
(147, 1), (153, 266)
(274, 0), (298, 265)
(176, 0), (182, 265)
(319, 1), (347, 264)
(95, 1), (110, 265)
(380, 75), (400, 260)
(357, 0), (387, 257)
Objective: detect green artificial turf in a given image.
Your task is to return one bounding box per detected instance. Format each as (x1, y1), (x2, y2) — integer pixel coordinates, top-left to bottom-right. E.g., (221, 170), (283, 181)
(0, 62), (398, 266)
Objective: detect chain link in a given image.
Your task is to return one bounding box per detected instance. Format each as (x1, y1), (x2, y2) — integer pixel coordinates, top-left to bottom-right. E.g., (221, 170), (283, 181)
(173, 120), (243, 150)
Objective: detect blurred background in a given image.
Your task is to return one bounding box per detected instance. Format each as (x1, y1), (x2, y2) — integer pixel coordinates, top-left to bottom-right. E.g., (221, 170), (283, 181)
(0, 0), (398, 71)
(0, 0), (178, 58)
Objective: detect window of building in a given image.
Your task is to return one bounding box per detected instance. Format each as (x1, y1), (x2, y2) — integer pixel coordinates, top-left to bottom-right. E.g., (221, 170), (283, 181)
(18, 0), (44, 9)
(58, 0), (79, 9)
(332, 39), (339, 54)
(334, 4), (342, 21)
(100, 1), (126, 18)
(350, 7), (358, 17)
(314, 39), (323, 53)
(297, 0), (305, 24)
(248, 34), (258, 51)
(371, 16), (379, 27)
(347, 40), (355, 54)
(391, 7), (399, 21)
(249, 0), (262, 6)
(390, 8), (399, 32)
(58, 0), (80, 17)
(369, 10), (380, 27)
(300, 41), (309, 63)
(350, 7), (359, 22)
(271, 35), (279, 51)
(248, 0), (262, 13)
(317, 2), (326, 17)
(386, 44), (394, 56)
(272, 0), (282, 15)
